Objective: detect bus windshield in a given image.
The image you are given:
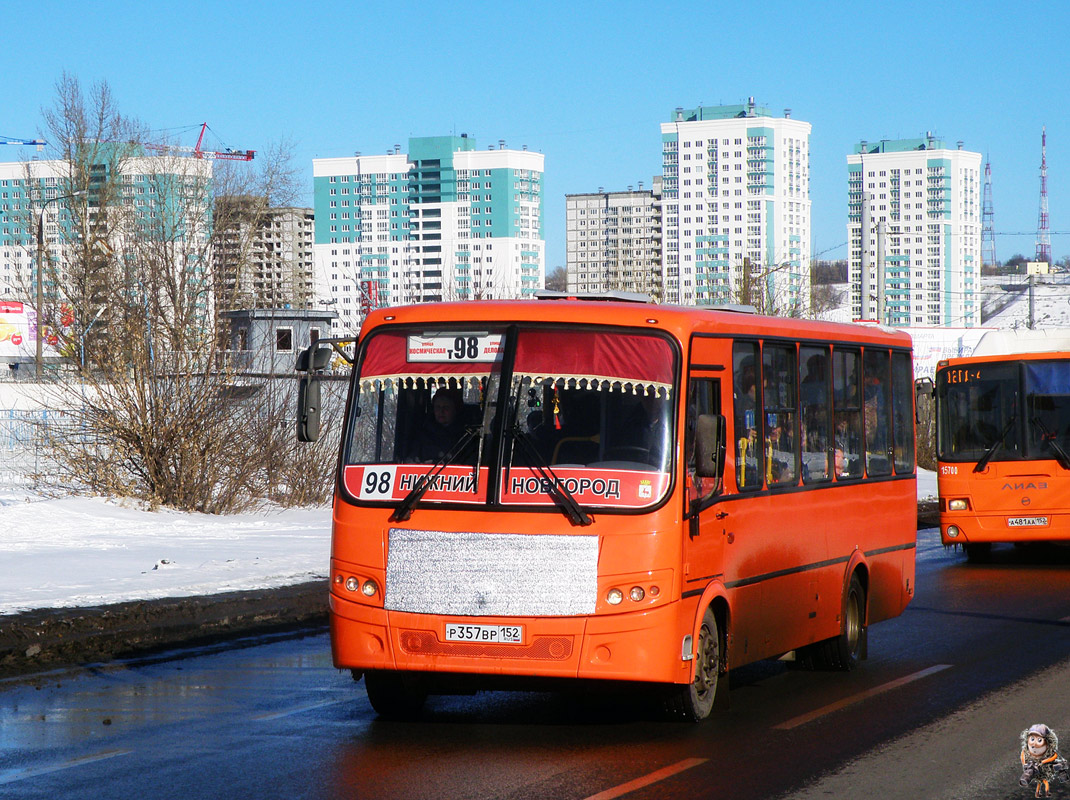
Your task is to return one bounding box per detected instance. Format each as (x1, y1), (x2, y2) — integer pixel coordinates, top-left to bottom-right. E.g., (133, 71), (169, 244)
(343, 325), (676, 510)
(937, 361), (1019, 462)
(937, 358), (1070, 463)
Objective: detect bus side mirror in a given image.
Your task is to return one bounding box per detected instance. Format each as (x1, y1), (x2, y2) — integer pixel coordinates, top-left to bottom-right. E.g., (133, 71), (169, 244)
(296, 345), (331, 372)
(297, 374), (321, 442)
(695, 413), (726, 479)
(914, 377), (934, 424)
(295, 345), (330, 443)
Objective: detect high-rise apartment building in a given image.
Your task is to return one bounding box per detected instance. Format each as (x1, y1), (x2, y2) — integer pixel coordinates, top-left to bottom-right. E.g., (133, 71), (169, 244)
(565, 179), (662, 299)
(847, 136), (982, 327)
(313, 135), (545, 334)
(0, 152), (213, 320)
(659, 101), (811, 312)
(213, 197), (315, 311)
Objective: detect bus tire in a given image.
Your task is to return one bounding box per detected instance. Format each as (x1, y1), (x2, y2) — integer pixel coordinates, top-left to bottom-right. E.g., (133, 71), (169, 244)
(364, 670), (427, 720)
(964, 542), (991, 563)
(664, 606), (720, 721)
(807, 573), (865, 671)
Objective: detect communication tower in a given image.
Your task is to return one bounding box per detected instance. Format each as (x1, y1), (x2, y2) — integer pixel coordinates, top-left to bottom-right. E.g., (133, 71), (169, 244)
(982, 157), (996, 269)
(1036, 127), (1051, 263)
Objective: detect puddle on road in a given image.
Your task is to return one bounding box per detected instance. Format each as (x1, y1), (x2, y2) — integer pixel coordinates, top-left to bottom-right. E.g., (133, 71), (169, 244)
(0, 633), (336, 753)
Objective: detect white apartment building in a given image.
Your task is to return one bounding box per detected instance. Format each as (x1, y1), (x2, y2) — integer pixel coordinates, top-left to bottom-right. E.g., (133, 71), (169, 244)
(659, 100), (811, 313)
(0, 152), (213, 320)
(313, 135), (545, 334)
(565, 179), (662, 299)
(847, 135), (982, 327)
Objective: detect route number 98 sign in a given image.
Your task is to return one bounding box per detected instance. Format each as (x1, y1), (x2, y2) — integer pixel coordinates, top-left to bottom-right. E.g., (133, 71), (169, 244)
(407, 332), (503, 363)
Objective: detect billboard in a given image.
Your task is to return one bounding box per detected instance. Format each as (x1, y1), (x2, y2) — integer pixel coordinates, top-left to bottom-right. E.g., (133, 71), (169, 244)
(899, 326), (993, 379)
(0, 301), (65, 360)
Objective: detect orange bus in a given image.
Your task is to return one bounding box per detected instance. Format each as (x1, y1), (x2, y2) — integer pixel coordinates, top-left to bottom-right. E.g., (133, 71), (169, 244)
(297, 296), (917, 720)
(935, 330), (1070, 562)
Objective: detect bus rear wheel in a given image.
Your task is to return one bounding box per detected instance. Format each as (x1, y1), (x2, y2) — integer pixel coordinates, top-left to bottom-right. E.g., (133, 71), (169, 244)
(664, 606), (720, 721)
(802, 573), (865, 671)
(364, 670), (427, 720)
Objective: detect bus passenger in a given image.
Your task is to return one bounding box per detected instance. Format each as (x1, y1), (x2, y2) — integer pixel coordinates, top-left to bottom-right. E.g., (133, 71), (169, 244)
(735, 355), (759, 487)
(406, 388), (466, 463)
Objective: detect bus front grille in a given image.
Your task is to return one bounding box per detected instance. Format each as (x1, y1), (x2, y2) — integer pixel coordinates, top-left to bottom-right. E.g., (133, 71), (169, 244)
(399, 630), (574, 660)
(385, 528), (598, 616)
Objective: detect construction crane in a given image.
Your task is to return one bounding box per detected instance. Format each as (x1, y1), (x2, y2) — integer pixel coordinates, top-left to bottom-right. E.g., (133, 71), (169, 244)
(1, 135), (46, 150)
(145, 122), (255, 161)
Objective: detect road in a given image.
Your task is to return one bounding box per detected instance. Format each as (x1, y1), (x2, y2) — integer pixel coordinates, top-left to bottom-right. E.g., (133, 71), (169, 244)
(1, 528), (1068, 800)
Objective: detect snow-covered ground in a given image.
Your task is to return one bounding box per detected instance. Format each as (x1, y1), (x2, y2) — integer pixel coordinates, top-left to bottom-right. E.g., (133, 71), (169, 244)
(0, 492), (331, 615)
(0, 469), (939, 616)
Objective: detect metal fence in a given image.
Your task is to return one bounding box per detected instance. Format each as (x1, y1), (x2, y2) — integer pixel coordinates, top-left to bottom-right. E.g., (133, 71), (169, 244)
(0, 407), (54, 486)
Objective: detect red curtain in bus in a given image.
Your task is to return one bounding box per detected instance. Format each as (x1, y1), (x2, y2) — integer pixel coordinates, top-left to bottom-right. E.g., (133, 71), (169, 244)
(514, 330), (673, 391)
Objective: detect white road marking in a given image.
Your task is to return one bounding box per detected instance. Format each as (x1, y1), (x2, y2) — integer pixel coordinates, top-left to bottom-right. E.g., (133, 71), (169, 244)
(253, 699), (348, 721)
(0, 749), (131, 785)
(773, 664), (953, 730)
(582, 757), (707, 800)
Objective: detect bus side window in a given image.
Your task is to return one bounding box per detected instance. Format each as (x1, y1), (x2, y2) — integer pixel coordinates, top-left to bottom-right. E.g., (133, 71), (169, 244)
(800, 345), (832, 483)
(833, 348), (863, 479)
(686, 377), (722, 502)
(891, 351), (916, 474)
(863, 349), (892, 476)
(733, 341), (762, 490)
(763, 344), (798, 486)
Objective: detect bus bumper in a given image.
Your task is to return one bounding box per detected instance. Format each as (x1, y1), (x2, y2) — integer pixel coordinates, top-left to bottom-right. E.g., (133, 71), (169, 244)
(941, 513), (1070, 544)
(329, 592), (693, 685)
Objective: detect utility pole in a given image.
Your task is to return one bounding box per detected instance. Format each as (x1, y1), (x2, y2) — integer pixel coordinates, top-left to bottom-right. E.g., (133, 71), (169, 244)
(35, 192), (85, 379)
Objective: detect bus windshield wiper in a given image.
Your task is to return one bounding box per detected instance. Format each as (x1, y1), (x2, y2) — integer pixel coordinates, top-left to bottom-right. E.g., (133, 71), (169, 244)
(510, 426), (593, 527)
(974, 415), (1016, 473)
(1031, 416), (1070, 470)
(390, 428), (480, 522)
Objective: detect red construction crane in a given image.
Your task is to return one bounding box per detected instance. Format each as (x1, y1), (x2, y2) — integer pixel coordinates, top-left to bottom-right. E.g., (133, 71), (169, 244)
(145, 123), (255, 161)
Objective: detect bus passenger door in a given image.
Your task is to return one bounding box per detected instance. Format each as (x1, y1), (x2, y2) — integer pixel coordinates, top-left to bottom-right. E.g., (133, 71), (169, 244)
(683, 373), (726, 602)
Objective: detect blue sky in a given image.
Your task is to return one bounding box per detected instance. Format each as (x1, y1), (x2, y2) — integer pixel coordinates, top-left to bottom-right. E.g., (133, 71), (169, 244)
(3, 0), (1067, 271)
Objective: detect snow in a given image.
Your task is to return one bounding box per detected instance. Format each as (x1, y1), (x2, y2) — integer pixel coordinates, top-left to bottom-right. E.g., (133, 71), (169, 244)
(0, 492), (331, 615)
(0, 470), (941, 617)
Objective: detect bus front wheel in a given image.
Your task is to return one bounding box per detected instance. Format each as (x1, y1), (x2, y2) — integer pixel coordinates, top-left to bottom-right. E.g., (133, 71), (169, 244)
(964, 542), (992, 563)
(664, 606), (720, 721)
(364, 670), (427, 720)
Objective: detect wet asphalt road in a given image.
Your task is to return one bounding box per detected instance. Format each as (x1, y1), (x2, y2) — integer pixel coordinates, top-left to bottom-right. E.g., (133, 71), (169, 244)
(1, 527), (1069, 800)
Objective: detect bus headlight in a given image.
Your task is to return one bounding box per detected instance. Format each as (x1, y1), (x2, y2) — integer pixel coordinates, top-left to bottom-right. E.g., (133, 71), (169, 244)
(949, 499), (969, 511)
(345, 576), (359, 592)
(606, 588), (623, 605)
(361, 579), (378, 597)
(946, 525), (960, 538)
(629, 586), (646, 602)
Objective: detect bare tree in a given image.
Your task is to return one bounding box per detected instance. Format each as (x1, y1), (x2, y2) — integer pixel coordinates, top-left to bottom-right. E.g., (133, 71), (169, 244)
(544, 265), (567, 292)
(25, 74), (334, 512)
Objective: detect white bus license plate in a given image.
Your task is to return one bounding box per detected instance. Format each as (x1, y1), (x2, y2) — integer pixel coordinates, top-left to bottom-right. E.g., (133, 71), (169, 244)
(1007, 516), (1049, 527)
(445, 623), (523, 644)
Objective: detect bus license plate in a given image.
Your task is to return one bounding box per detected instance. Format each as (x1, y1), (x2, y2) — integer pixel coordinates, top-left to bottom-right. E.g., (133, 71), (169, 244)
(445, 623), (523, 644)
(1007, 516), (1049, 527)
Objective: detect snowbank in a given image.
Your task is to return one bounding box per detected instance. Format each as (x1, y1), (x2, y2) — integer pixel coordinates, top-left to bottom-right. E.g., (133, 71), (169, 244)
(0, 492), (330, 615)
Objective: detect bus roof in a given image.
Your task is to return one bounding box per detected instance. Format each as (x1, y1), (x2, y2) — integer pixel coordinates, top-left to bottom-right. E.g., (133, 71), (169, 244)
(969, 328), (1070, 358)
(359, 300), (913, 349)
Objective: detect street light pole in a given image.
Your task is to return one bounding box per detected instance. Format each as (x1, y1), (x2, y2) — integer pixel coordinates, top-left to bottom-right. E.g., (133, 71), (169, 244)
(35, 191), (85, 379)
